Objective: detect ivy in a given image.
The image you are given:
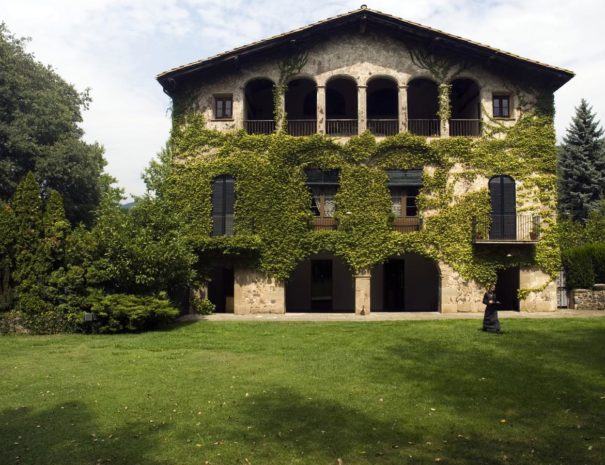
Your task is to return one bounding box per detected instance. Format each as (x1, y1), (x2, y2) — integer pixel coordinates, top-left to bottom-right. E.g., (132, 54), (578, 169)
(165, 108), (560, 296)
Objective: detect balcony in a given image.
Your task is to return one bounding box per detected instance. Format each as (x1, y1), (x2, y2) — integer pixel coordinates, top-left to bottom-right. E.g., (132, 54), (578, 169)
(472, 214), (541, 244)
(368, 119), (399, 137)
(408, 119), (440, 137)
(326, 119), (358, 137)
(311, 217), (337, 230)
(450, 119), (482, 137)
(393, 216), (421, 233)
(244, 120), (275, 135)
(287, 119), (317, 136)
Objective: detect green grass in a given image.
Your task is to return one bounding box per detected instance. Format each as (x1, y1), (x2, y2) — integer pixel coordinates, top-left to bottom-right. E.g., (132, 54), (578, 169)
(1, 319), (604, 465)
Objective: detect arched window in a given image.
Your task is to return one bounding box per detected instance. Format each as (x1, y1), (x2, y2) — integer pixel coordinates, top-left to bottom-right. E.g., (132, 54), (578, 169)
(489, 175), (516, 239)
(212, 175), (235, 236)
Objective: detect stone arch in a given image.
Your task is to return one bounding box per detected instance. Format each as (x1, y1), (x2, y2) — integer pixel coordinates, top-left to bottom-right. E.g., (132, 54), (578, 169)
(244, 78), (275, 134)
(367, 76), (399, 136)
(325, 76), (358, 136)
(285, 252), (355, 312)
(449, 77), (481, 136)
(370, 253), (441, 311)
(285, 77), (317, 136)
(407, 77), (440, 136)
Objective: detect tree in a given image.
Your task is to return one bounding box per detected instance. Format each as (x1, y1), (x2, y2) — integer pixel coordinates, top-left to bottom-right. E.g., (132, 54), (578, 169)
(558, 99), (605, 220)
(0, 23), (107, 225)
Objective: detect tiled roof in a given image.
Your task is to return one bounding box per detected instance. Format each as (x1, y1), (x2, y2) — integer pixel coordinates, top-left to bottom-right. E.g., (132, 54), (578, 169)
(157, 6), (573, 84)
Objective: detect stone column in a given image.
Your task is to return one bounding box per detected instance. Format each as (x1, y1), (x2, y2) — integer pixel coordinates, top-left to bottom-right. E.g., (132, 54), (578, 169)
(439, 83), (451, 138)
(234, 268), (285, 315)
(275, 86), (286, 133)
(354, 269), (371, 315)
(479, 87), (491, 136)
(357, 85), (367, 134)
(317, 85), (326, 135)
(235, 86), (245, 130)
(398, 84), (408, 133)
(189, 284), (209, 314)
(518, 267), (557, 312)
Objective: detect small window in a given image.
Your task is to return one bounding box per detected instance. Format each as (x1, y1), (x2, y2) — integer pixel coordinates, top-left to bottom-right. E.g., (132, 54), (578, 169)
(215, 95), (233, 119)
(305, 169), (339, 230)
(211, 175), (235, 236)
(493, 95), (510, 118)
(390, 187), (419, 217)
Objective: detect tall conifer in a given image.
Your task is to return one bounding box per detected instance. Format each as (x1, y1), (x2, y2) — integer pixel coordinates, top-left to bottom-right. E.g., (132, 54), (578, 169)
(558, 99), (605, 220)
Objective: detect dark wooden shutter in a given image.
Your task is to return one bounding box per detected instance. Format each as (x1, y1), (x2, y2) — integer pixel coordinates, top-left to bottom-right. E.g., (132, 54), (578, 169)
(212, 175), (235, 236)
(489, 176), (516, 239)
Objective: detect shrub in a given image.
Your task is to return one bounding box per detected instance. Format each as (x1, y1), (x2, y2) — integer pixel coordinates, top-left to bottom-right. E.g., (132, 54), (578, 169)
(89, 292), (179, 333)
(191, 295), (215, 315)
(0, 310), (27, 334)
(587, 243), (605, 284)
(562, 245), (595, 289)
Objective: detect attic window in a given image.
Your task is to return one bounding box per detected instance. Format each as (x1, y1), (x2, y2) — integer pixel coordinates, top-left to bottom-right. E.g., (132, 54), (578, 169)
(215, 95), (233, 119)
(493, 95), (510, 118)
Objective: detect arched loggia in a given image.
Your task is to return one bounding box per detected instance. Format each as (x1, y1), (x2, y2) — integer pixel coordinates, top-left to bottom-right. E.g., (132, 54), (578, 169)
(407, 78), (440, 136)
(285, 78), (317, 136)
(244, 78), (275, 134)
(367, 77), (398, 136)
(449, 78), (481, 136)
(326, 77), (358, 136)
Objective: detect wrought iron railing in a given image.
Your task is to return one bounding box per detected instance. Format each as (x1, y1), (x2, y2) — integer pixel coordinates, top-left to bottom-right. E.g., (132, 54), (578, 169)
(408, 119), (440, 137)
(287, 119), (317, 136)
(326, 119), (358, 136)
(472, 214), (541, 242)
(368, 119), (399, 137)
(393, 216), (421, 233)
(311, 216), (337, 230)
(450, 119), (482, 137)
(244, 120), (275, 135)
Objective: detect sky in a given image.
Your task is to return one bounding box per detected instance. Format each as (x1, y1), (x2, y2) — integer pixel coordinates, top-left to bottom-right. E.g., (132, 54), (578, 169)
(3, 0), (604, 198)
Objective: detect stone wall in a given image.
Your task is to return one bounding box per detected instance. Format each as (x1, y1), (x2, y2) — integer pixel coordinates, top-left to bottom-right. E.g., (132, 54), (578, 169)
(570, 284), (605, 310)
(519, 267), (557, 312)
(233, 268), (285, 314)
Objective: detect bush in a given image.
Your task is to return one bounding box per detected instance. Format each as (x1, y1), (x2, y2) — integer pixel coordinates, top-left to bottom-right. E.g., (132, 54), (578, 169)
(587, 243), (605, 284)
(0, 310), (27, 334)
(89, 292), (179, 333)
(191, 295), (215, 315)
(562, 245), (596, 289)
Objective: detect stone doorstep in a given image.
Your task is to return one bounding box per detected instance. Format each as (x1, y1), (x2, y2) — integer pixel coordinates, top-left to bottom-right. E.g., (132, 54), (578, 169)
(180, 310), (605, 322)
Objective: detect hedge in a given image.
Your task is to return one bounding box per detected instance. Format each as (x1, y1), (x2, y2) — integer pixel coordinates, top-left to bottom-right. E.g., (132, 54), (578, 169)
(562, 242), (605, 290)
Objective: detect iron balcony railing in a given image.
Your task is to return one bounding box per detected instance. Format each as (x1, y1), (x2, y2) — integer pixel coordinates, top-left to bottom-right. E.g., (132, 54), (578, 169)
(408, 119), (440, 137)
(472, 214), (541, 242)
(244, 120), (275, 135)
(368, 119), (399, 137)
(326, 119), (358, 137)
(311, 216), (337, 230)
(450, 119), (482, 137)
(287, 119), (317, 136)
(393, 216), (421, 233)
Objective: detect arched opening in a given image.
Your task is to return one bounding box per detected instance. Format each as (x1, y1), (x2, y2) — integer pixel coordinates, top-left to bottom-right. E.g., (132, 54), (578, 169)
(407, 78), (440, 136)
(326, 77), (358, 136)
(370, 253), (440, 311)
(285, 78), (317, 136)
(285, 252), (355, 312)
(207, 266), (234, 313)
(244, 78), (275, 134)
(489, 175), (516, 240)
(496, 266), (520, 311)
(449, 78), (481, 136)
(367, 78), (398, 136)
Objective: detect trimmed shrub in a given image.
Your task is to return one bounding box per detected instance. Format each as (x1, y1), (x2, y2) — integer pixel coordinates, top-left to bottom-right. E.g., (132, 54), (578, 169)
(562, 245), (595, 290)
(586, 243), (605, 284)
(89, 292), (179, 333)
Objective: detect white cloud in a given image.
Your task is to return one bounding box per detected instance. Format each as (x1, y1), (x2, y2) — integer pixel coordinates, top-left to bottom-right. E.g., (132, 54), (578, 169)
(2, 0), (604, 196)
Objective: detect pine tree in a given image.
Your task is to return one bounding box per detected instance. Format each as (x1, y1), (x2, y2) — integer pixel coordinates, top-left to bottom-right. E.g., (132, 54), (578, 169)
(0, 201), (17, 310)
(558, 99), (605, 220)
(43, 190), (70, 266)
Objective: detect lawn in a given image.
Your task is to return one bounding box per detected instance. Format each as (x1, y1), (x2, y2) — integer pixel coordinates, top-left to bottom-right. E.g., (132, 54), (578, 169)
(1, 319), (604, 465)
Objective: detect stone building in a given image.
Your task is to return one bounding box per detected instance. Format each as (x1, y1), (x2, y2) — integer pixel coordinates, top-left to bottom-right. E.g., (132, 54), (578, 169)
(157, 7), (573, 315)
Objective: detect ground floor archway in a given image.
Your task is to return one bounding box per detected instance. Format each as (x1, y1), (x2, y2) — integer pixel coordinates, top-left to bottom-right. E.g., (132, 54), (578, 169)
(496, 266), (520, 311)
(371, 254), (440, 311)
(285, 252), (355, 312)
(207, 266), (234, 313)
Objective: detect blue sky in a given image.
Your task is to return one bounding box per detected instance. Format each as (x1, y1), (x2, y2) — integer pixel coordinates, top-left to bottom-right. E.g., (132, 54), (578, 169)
(3, 0), (604, 197)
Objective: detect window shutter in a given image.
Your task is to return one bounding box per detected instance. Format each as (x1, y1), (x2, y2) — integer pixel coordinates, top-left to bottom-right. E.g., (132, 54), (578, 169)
(212, 177), (225, 236)
(224, 176), (235, 235)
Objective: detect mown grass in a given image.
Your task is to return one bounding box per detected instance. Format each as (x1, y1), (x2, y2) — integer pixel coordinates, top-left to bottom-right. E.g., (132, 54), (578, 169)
(1, 318), (604, 465)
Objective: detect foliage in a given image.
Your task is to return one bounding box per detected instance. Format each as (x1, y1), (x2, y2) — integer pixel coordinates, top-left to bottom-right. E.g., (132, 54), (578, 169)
(88, 292), (179, 333)
(559, 200), (605, 251)
(191, 295), (216, 315)
(165, 102), (560, 292)
(561, 244), (600, 290)
(558, 99), (605, 221)
(0, 23), (107, 225)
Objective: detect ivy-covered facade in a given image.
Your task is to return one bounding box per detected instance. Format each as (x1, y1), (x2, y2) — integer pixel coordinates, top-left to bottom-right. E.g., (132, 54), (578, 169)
(157, 7), (573, 314)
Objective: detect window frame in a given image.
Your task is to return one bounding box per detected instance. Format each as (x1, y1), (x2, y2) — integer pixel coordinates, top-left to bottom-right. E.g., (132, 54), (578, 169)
(214, 95), (233, 120)
(492, 94), (511, 119)
(211, 175), (235, 236)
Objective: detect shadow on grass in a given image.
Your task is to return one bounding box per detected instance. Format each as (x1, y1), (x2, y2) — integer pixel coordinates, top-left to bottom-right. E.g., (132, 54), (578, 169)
(0, 401), (168, 465)
(373, 324), (605, 464)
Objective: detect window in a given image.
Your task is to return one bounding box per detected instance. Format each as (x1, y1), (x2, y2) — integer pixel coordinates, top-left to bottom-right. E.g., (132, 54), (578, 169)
(489, 175), (516, 240)
(214, 95), (233, 119)
(387, 169), (422, 232)
(211, 175), (235, 236)
(493, 95), (510, 118)
(305, 169), (339, 229)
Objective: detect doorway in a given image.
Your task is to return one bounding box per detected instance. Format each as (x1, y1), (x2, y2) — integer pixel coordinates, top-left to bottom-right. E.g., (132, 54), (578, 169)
(384, 259), (405, 311)
(207, 267), (234, 312)
(496, 266), (520, 311)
